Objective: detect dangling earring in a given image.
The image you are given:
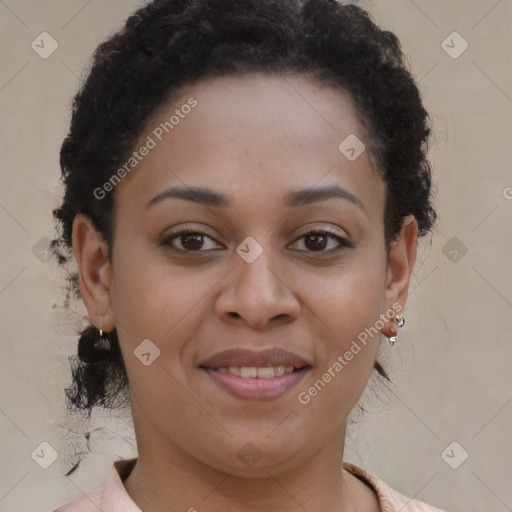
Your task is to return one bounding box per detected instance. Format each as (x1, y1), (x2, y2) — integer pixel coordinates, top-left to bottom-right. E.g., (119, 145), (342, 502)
(77, 325), (112, 364)
(97, 327), (111, 352)
(388, 313), (405, 346)
(394, 313), (405, 328)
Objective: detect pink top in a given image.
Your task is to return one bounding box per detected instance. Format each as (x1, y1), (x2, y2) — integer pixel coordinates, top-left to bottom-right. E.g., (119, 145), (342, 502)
(53, 458), (449, 512)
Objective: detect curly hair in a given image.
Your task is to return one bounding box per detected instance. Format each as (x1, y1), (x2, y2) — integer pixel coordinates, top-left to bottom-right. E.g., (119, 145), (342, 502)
(51, 0), (436, 432)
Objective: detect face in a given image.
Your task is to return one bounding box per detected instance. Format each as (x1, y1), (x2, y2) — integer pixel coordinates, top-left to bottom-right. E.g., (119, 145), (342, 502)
(74, 73), (417, 477)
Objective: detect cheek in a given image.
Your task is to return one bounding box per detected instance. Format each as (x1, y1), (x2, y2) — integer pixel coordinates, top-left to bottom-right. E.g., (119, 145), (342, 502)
(302, 250), (387, 344)
(296, 254), (386, 403)
(110, 245), (221, 364)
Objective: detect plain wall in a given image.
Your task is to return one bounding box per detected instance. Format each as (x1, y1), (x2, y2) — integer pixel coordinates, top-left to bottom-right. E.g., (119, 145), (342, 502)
(0, 1), (510, 511)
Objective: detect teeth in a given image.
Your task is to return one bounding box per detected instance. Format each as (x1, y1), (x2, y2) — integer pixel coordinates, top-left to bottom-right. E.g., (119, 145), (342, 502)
(257, 366), (278, 378)
(240, 367), (258, 378)
(218, 366), (295, 378)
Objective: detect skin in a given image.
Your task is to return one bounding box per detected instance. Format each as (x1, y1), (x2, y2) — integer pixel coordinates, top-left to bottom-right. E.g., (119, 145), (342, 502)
(72, 73), (418, 512)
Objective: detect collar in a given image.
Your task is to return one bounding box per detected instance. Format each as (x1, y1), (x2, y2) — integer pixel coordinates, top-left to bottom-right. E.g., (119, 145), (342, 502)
(101, 457), (445, 512)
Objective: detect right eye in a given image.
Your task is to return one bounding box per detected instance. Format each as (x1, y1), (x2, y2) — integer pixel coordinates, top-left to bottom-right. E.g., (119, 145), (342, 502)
(160, 229), (225, 253)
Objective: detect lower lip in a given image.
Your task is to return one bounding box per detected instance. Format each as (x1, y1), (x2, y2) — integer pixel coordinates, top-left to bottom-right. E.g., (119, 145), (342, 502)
(201, 367), (311, 401)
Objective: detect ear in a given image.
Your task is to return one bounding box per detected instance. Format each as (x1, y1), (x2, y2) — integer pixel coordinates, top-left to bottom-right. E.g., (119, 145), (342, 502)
(384, 214), (418, 313)
(72, 214), (115, 332)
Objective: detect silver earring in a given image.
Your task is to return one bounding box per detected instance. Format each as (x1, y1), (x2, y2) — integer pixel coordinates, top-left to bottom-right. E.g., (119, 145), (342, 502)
(98, 328), (111, 351)
(388, 313), (405, 346)
(393, 314), (405, 328)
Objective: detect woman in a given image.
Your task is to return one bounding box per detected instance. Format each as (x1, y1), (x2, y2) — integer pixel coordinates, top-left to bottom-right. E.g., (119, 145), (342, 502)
(51, 0), (448, 510)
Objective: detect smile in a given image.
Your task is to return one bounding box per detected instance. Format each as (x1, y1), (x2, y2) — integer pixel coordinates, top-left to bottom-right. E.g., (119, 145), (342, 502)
(200, 365), (311, 401)
(214, 366), (295, 378)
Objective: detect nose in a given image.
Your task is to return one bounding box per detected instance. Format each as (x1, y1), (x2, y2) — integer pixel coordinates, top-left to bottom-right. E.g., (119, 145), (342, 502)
(215, 246), (300, 329)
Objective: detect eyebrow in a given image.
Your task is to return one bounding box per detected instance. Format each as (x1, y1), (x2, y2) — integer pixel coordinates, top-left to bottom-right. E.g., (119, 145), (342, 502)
(146, 184), (365, 212)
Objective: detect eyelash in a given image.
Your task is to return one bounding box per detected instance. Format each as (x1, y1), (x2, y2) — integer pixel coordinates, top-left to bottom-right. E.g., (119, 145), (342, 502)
(160, 226), (352, 256)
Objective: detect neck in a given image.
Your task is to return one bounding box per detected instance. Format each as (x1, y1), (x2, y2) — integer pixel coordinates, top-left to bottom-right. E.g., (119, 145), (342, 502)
(123, 438), (369, 512)
(122, 396), (375, 512)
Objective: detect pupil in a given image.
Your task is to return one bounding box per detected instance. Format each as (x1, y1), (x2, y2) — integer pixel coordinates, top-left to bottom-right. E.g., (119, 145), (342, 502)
(305, 233), (327, 251)
(182, 234), (203, 250)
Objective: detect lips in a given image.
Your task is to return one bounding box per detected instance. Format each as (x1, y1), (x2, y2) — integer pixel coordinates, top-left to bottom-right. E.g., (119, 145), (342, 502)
(197, 347), (311, 370)
(198, 348), (312, 400)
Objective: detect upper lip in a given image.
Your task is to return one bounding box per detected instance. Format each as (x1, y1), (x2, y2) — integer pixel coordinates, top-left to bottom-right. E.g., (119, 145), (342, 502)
(198, 348), (311, 369)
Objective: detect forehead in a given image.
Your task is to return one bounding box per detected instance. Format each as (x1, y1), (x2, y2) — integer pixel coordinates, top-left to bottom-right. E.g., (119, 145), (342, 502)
(114, 73), (384, 218)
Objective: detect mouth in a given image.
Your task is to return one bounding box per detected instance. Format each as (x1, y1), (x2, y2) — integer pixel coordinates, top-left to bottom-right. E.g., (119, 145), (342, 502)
(197, 347), (311, 370)
(199, 366), (311, 401)
(201, 365), (308, 378)
(197, 348), (312, 401)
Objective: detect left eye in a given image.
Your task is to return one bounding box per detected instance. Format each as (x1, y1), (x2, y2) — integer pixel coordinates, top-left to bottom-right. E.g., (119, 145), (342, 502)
(289, 229), (350, 253)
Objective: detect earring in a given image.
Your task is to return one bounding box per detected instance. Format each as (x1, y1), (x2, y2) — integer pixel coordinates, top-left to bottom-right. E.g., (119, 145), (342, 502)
(387, 313), (405, 346)
(77, 325), (112, 364)
(393, 314), (405, 328)
(97, 327), (111, 352)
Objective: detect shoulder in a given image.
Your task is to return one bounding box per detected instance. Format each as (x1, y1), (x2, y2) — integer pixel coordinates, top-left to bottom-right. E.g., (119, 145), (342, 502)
(52, 458), (139, 512)
(52, 487), (104, 512)
(342, 461), (450, 512)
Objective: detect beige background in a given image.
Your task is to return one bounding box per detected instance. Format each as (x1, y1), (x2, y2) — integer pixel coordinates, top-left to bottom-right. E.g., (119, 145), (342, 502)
(0, 1), (510, 511)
